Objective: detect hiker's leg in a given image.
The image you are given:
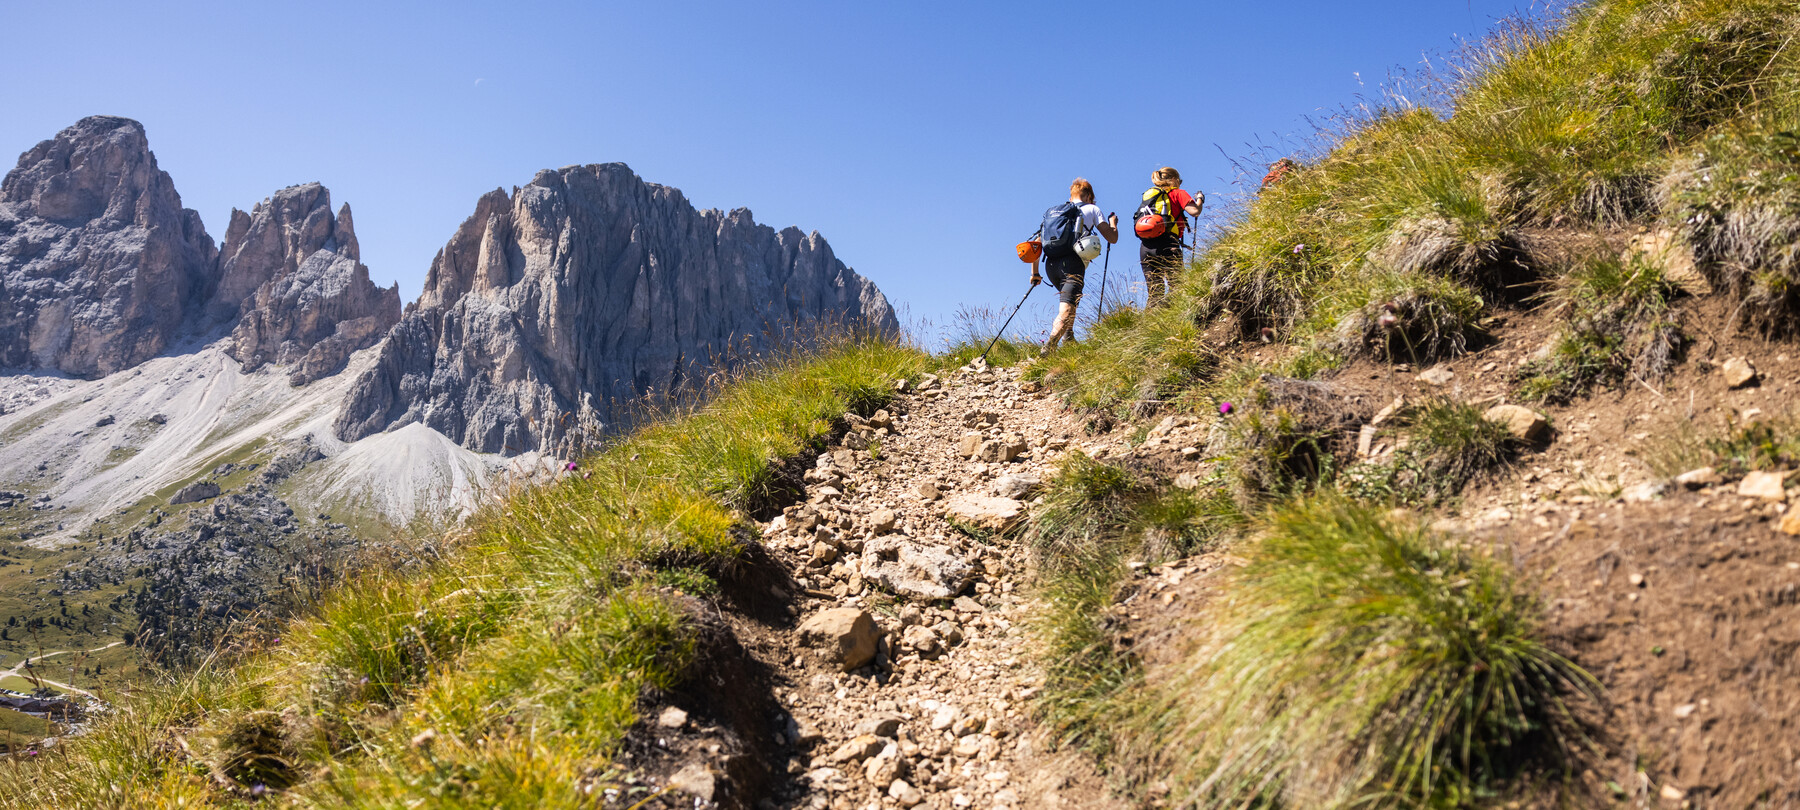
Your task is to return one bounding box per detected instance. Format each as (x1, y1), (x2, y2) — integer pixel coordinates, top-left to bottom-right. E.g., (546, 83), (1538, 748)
(1051, 302), (1072, 343)
(1140, 244), (1168, 307)
(1041, 260), (1068, 347)
(1145, 244), (1182, 307)
(1060, 265), (1084, 341)
(1043, 257), (1084, 352)
(1047, 301), (1076, 346)
(1158, 245), (1183, 301)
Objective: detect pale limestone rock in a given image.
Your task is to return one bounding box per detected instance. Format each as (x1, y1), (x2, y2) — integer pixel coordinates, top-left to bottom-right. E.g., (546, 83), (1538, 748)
(1738, 470), (1787, 502)
(656, 706), (688, 728)
(861, 536), (975, 600)
(1625, 228), (1710, 296)
(943, 494), (1025, 533)
(901, 624), (941, 655)
(992, 473), (1041, 500)
(853, 716), (902, 738)
(797, 607), (879, 671)
(866, 509), (898, 534)
(216, 184), (400, 384)
(1416, 365), (1454, 385)
(1483, 404), (1549, 442)
(830, 734), (886, 764)
(1675, 467), (1721, 489)
(1145, 415), (1186, 441)
(1723, 357), (1758, 388)
(1622, 482), (1665, 502)
(863, 743), (906, 786)
(1371, 395), (1406, 426)
(668, 762), (716, 801)
(889, 778), (925, 807)
(999, 432), (1028, 461)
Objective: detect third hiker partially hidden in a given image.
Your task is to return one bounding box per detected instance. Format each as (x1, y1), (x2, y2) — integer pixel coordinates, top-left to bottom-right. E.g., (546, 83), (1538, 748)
(1032, 178), (1119, 354)
(1133, 167), (1204, 307)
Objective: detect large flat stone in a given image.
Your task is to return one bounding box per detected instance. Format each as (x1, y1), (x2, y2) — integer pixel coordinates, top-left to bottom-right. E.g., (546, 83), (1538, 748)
(860, 536), (975, 600)
(942, 493), (1025, 533)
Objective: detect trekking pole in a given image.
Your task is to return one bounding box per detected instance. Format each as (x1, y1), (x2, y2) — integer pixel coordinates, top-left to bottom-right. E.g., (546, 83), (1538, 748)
(978, 283), (1036, 364)
(1096, 240), (1111, 316)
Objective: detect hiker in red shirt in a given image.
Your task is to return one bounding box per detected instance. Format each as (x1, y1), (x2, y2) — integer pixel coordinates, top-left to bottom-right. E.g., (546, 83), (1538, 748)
(1261, 158), (1297, 193)
(1134, 167), (1204, 307)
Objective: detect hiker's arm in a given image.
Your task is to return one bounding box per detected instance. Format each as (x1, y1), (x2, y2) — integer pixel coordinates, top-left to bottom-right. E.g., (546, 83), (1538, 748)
(1184, 191), (1205, 217)
(1099, 213), (1119, 244)
(1030, 258), (1042, 286)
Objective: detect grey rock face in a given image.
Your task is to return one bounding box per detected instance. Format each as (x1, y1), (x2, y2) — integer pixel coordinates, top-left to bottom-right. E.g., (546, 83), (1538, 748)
(0, 116), (218, 377)
(334, 163), (898, 454)
(215, 183), (401, 383)
(169, 480), (221, 504)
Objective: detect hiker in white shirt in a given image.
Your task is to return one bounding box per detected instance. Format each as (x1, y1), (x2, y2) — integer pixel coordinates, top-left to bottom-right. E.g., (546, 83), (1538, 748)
(1031, 177), (1119, 353)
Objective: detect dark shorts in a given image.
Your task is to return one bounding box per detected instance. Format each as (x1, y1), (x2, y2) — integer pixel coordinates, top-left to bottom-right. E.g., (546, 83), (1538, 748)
(1044, 253), (1085, 304)
(1139, 236), (1183, 267)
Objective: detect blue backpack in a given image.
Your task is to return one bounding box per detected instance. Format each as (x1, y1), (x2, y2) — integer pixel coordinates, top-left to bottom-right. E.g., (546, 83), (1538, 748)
(1039, 202), (1083, 258)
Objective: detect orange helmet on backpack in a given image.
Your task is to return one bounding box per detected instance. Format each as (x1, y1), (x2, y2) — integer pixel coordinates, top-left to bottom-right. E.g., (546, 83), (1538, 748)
(1016, 239), (1043, 263)
(1134, 215), (1167, 239)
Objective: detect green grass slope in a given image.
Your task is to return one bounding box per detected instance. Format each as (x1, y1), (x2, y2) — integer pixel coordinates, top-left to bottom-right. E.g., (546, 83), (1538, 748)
(0, 334), (923, 808)
(1018, 0), (1800, 806)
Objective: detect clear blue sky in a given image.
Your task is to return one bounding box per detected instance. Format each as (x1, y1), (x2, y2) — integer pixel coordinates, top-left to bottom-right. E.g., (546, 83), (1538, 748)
(0, 0), (1539, 346)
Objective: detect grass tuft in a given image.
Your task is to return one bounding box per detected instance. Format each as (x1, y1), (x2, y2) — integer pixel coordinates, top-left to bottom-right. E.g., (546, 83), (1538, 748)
(1666, 129), (1800, 334)
(1346, 399), (1521, 506)
(1515, 255), (1684, 403)
(1643, 412), (1800, 479)
(1027, 295), (1219, 419)
(1324, 272), (1488, 363)
(1029, 452), (1244, 755)
(1130, 497), (1596, 808)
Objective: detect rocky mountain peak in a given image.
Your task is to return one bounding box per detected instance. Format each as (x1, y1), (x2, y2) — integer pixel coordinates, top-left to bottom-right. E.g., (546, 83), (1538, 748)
(335, 162), (898, 455)
(211, 182), (359, 321)
(217, 183), (400, 384)
(0, 115), (217, 377)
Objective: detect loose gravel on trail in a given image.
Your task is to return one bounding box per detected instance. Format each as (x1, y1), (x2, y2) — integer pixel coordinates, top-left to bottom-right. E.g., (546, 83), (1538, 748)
(755, 362), (1116, 809)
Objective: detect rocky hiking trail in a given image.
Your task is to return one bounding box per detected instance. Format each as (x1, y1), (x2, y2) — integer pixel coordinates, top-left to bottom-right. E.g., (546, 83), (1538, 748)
(628, 362), (1118, 809)
(758, 362), (1111, 809)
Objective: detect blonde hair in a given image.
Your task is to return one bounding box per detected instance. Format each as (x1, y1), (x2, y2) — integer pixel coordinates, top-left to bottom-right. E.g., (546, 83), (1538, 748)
(1152, 167), (1181, 189)
(1069, 177), (1095, 202)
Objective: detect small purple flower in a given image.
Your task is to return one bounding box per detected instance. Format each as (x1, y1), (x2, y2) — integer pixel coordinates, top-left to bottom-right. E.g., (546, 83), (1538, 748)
(251, 784), (268, 797)
(1219, 402), (1235, 415)
(1292, 244), (1307, 254)
(564, 461), (578, 472)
